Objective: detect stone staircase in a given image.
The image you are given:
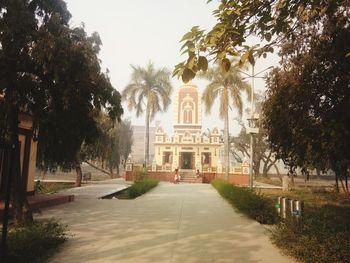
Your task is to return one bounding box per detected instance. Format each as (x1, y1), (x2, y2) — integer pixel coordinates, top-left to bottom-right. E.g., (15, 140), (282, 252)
(179, 171), (200, 183)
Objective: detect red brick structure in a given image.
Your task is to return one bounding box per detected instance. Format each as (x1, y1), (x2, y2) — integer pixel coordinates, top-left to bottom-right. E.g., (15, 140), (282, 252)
(125, 170), (249, 186)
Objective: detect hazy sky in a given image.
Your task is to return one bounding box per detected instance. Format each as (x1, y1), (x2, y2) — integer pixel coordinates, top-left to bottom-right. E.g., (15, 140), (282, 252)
(64, 0), (278, 136)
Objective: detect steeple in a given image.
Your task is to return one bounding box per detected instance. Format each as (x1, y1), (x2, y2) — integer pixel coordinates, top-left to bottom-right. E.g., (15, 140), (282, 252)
(173, 83), (202, 134)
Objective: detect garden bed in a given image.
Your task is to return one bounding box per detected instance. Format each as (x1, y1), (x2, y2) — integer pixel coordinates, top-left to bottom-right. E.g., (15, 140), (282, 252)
(212, 179), (350, 263)
(102, 179), (159, 199)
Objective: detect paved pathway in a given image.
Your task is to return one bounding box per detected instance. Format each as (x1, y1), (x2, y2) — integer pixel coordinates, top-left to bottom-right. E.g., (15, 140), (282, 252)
(37, 182), (294, 263)
(60, 178), (129, 199)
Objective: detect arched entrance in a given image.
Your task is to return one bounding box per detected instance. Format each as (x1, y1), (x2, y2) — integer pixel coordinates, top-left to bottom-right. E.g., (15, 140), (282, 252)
(180, 152), (194, 170)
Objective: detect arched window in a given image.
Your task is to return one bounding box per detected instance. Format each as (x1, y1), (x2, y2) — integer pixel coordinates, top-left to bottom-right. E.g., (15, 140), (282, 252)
(183, 103), (193, 123)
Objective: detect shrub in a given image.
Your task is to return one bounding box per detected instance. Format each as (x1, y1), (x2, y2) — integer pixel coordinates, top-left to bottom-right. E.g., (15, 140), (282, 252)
(5, 219), (69, 263)
(271, 205), (350, 263)
(212, 179), (278, 224)
(134, 167), (148, 182)
(34, 180), (47, 194)
(127, 179), (159, 199)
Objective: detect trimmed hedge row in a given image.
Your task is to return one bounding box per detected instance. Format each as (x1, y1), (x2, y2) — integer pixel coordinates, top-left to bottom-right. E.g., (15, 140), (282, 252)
(211, 179), (278, 224)
(128, 178), (159, 198)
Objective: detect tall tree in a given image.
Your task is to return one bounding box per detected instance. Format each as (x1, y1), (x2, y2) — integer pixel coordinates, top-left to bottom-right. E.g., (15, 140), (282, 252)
(84, 116), (133, 177)
(230, 127), (280, 178)
(173, 0), (347, 82)
(122, 62), (173, 165)
(263, 8), (350, 192)
(35, 26), (123, 187)
(119, 119), (133, 167)
(0, 0), (123, 223)
(200, 64), (250, 179)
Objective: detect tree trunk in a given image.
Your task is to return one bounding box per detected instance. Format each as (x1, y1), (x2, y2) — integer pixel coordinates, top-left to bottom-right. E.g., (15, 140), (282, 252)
(75, 163), (82, 187)
(145, 106), (150, 166)
(335, 172), (339, 193)
(289, 173), (295, 188)
(223, 100), (229, 181)
(262, 160), (268, 177)
(109, 164), (114, 179)
(85, 160), (110, 175)
(316, 168), (321, 179)
(273, 163), (282, 182)
(116, 164), (120, 177)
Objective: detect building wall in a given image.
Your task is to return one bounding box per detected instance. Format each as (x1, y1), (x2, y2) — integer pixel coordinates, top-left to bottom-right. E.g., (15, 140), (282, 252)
(131, 125), (155, 164)
(18, 113), (37, 194)
(154, 83), (220, 171)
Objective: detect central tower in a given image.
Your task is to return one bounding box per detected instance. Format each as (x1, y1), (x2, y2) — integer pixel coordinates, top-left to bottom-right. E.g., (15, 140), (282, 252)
(173, 83), (202, 134)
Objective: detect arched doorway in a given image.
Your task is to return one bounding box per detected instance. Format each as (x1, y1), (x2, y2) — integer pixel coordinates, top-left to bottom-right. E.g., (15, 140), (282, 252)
(180, 152), (194, 170)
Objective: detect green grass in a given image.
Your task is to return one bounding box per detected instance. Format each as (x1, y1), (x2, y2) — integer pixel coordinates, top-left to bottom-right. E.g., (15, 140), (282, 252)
(4, 219), (69, 263)
(34, 181), (75, 194)
(260, 188), (350, 263)
(110, 178), (159, 199)
(255, 176), (282, 186)
(212, 179), (350, 262)
(259, 188), (349, 208)
(270, 205), (350, 263)
(211, 179), (278, 224)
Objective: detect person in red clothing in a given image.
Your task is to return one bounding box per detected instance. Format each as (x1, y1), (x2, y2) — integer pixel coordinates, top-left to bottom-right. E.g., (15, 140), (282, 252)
(174, 168), (179, 184)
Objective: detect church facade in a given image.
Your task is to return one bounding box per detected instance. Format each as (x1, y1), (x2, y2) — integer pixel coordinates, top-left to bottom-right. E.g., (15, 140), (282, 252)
(153, 83), (221, 172)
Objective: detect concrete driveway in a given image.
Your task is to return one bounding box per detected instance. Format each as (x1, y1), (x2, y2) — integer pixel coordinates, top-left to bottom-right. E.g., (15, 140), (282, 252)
(37, 182), (294, 263)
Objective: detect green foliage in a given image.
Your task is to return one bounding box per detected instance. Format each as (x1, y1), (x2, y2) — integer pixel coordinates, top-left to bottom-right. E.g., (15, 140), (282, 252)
(127, 179), (159, 199)
(174, 0), (347, 82)
(262, 6), (350, 190)
(34, 181), (75, 194)
(116, 178), (159, 199)
(5, 219), (69, 263)
(122, 61), (173, 164)
(271, 205), (350, 263)
(200, 62), (250, 179)
(134, 167), (149, 182)
(34, 180), (47, 194)
(212, 179), (278, 224)
(84, 115), (133, 176)
(231, 124), (280, 177)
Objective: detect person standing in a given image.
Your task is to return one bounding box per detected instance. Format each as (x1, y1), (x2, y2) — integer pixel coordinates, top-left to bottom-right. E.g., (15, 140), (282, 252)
(174, 168), (179, 184)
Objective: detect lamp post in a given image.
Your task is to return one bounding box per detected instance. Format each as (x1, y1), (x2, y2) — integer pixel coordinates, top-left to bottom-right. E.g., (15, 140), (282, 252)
(240, 65), (273, 189)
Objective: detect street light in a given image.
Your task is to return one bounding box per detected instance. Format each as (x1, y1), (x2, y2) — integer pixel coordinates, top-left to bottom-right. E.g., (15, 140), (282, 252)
(239, 65), (273, 189)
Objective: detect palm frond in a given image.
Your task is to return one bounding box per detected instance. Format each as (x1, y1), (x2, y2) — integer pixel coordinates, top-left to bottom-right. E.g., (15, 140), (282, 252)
(123, 62), (173, 120)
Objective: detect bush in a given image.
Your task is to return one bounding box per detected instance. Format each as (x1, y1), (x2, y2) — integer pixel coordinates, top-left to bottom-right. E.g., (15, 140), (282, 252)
(5, 219), (69, 263)
(34, 181), (75, 194)
(212, 179), (278, 224)
(127, 178), (159, 199)
(271, 205), (350, 263)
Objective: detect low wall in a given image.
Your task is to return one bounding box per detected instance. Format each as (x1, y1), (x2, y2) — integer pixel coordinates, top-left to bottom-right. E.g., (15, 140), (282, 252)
(203, 173), (249, 185)
(126, 171), (249, 186)
(125, 171), (174, 182)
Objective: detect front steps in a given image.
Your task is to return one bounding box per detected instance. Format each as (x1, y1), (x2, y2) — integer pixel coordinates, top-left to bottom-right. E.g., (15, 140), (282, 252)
(179, 171), (202, 183)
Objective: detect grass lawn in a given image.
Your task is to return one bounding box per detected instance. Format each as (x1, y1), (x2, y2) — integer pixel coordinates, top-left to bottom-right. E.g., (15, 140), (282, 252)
(258, 187), (350, 207)
(35, 181), (75, 194)
(212, 179), (350, 263)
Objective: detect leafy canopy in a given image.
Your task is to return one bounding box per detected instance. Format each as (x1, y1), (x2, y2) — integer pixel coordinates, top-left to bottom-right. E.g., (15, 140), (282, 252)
(0, 0), (123, 171)
(174, 0), (348, 82)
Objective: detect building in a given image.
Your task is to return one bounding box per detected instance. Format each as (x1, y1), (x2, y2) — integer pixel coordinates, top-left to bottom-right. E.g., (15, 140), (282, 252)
(0, 113), (38, 198)
(130, 125), (156, 164)
(153, 83), (221, 172)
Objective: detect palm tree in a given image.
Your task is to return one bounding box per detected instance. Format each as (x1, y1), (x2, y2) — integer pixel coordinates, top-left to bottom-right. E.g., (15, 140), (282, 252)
(122, 61), (173, 165)
(200, 64), (250, 179)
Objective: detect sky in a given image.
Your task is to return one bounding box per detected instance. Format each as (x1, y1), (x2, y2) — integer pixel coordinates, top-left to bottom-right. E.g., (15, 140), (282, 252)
(64, 0), (279, 136)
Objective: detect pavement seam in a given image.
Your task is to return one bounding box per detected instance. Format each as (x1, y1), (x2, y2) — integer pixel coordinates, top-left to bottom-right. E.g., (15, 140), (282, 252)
(170, 196), (184, 263)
